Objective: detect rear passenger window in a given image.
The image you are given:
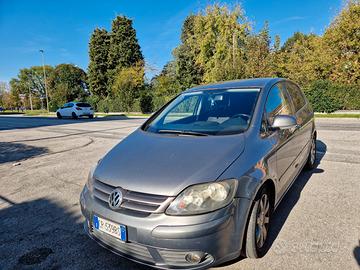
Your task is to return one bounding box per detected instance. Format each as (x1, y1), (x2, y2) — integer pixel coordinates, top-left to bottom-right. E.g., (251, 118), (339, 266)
(286, 82), (306, 112)
(265, 83), (293, 125)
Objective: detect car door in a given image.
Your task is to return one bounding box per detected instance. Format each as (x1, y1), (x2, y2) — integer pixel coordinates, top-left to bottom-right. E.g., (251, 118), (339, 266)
(285, 82), (313, 159)
(59, 103), (68, 116)
(63, 103), (73, 117)
(264, 82), (297, 195)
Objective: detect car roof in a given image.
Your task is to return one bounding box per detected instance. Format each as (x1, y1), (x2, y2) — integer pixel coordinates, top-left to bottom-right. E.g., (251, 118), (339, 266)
(184, 78), (286, 93)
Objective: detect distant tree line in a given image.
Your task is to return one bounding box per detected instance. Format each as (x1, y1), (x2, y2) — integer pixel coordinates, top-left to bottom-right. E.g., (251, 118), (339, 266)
(1, 64), (87, 111)
(2, 0), (359, 113)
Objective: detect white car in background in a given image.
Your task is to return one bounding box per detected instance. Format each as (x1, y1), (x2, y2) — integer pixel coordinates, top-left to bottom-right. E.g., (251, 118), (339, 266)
(56, 102), (94, 119)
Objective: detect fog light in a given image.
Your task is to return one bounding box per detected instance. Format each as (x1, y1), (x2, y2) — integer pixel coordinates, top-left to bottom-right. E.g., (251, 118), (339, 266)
(185, 252), (205, 264)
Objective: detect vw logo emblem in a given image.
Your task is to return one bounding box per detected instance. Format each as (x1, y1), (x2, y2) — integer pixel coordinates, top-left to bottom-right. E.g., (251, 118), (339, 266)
(108, 188), (123, 209)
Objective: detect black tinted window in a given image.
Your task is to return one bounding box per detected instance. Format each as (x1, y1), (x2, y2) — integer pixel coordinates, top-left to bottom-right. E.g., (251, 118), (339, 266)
(76, 102), (91, 107)
(286, 82), (306, 112)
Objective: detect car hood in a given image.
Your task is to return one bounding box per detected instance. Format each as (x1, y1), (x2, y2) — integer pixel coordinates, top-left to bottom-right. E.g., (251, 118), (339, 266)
(94, 129), (245, 196)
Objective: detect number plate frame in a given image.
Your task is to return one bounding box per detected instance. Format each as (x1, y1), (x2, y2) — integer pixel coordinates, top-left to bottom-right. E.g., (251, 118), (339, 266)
(93, 215), (127, 242)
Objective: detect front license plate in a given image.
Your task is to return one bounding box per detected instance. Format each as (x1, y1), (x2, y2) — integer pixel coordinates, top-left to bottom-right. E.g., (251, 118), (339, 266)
(93, 215), (127, 241)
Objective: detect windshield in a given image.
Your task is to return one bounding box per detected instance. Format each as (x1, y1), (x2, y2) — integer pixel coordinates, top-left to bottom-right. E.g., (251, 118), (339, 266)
(144, 88), (260, 136)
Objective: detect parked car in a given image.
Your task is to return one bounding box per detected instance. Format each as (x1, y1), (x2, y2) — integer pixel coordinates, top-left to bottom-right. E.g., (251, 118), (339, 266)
(56, 102), (94, 119)
(80, 78), (316, 269)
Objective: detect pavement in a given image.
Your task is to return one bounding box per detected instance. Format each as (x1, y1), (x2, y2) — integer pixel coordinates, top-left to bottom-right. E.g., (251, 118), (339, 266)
(0, 116), (359, 270)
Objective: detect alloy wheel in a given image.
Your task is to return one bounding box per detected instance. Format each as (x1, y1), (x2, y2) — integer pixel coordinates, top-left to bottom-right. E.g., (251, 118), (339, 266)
(255, 193), (270, 248)
(310, 138), (316, 165)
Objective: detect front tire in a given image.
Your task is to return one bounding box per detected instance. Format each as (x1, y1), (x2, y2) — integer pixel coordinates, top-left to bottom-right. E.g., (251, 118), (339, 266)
(72, 112), (78, 119)
(56, 112), (62, 119)
(89, 115), (94, 119)
(245, 187), (273, 258)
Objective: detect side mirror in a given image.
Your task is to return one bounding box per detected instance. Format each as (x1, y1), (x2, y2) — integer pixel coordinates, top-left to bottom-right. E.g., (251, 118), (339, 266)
(271, 115), (297, 130)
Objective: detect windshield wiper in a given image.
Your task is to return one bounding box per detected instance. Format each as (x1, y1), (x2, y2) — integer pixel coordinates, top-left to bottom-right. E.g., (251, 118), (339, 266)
(157, 129), (209, 136)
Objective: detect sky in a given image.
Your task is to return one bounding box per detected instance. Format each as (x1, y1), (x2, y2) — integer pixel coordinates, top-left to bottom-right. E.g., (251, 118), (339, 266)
(0, 0), (344, 83)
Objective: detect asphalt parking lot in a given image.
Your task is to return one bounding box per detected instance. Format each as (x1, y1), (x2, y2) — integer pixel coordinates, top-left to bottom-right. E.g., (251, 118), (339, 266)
(0, 116), (359, 270)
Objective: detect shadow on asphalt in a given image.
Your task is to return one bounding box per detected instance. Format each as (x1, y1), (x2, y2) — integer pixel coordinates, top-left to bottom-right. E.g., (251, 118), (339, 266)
(0, 142), (49, 164)
(217, 139), (327, 267)
(354, 240), (360, 266)
(0, 115), (140, 131)
(0, 197), (152, 270)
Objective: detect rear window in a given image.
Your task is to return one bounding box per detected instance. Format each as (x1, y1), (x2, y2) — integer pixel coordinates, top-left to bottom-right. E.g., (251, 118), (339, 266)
(76, 103), (91, 107)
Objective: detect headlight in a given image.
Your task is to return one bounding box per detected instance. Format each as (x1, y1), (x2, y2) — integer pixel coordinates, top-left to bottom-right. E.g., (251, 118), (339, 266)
(166, 179), (238, 216)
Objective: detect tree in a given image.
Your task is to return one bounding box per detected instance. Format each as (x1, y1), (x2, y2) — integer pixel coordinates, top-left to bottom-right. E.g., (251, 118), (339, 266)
(8, 66), (53, 109)
(48, 64), (88, 110)
(276, 32), (323, 86)
(0, 82), (9, 107)
(107, 16), (143, 88)
(173, 15), (203, 90)
(196, 5), (250, 82)
(322, 0), (360, 85)
(245, 21), (274, 78)
(151, 61), (182, 109)
(9, 79), (22, 109)
(111, 62), (144, 112)
(88, 28), (110, 97)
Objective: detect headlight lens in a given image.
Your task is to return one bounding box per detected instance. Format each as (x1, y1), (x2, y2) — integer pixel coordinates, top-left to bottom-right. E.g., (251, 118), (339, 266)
(166, 179), (238, 216)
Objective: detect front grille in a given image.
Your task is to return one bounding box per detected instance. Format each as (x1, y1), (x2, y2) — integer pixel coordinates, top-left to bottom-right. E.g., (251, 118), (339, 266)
(93, 179), (173, 214)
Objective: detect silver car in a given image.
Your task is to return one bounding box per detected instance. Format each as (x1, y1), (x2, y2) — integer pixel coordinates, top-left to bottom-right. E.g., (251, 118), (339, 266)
(80, 78), (316, 269)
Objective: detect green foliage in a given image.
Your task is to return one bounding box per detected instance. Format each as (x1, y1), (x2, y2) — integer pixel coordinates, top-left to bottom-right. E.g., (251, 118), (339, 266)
(174, 15), (204, 89)
(107, 16), (144, 88)
(304, 80), (341, 113)
(97, 97), (111, 113)
(139, 92), (153, 113)
(112, 63), (144, 112)
(88, 28), (110, 97)
(151, 66), (182, 110)
(48, 64), (88, 110)
(322, 0), (360, 85)
(245, 21), (274, 78)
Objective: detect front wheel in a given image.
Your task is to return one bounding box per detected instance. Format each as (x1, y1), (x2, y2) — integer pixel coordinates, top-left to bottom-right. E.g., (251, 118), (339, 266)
(245, 187), (273, 258)
(88, 115), (94, 119)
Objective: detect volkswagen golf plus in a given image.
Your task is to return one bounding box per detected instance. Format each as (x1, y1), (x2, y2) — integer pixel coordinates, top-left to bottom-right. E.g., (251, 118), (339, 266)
(80, 78), (316, 269)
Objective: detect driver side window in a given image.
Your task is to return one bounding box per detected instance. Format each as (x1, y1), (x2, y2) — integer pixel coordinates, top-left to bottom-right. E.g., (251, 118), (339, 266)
(265, 83), (293, 126)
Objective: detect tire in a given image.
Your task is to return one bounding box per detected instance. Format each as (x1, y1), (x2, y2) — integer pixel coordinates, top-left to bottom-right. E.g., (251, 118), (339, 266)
(72, 112), (78, 119)
(245, 187), (273, 258)
(89, 115), (94, 119)
(56, 112), (62, 119)
(305, 135), (316, 170)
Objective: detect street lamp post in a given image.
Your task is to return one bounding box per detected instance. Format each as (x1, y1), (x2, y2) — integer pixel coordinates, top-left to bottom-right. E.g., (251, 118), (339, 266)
(39, 49), (49, 112)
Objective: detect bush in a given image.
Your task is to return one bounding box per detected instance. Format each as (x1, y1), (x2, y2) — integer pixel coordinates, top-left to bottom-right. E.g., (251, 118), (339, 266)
(304, 80), (341, 113)
(304, 80), (360, 113)
(86, 95), (101, 111)
(139, 93), (153, 113)
(97, 97), (110, 113)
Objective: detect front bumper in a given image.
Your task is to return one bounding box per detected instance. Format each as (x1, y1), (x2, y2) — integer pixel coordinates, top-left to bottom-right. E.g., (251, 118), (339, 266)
(80, 186), (251, 269)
